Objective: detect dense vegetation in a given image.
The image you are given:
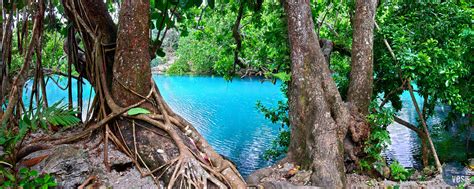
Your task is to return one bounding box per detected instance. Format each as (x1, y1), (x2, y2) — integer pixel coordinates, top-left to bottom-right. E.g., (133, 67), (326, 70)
(0, 0), (472, 188)
(167, 0), (289, 79)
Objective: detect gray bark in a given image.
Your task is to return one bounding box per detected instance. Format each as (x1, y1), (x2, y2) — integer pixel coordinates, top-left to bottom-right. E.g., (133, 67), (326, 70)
(283, 0), (349, 187)
(347, 0), (377, 115)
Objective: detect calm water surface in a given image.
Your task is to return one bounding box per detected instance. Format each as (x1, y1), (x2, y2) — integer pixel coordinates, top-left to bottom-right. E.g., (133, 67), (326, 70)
(153, 75), (283, 176)
(22, 75), (461, 176)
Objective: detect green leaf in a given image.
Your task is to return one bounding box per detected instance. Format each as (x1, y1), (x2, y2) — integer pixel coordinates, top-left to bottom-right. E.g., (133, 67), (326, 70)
(155, 0), (165, 10)
(20, 167), (29, 174)
(151, 12), (161, 20)
(150, 0), (156, 8)
(42, 101), (80, 127)
(272, 72), (291, 82)
(29, 170), (38, 177)
(127, 108), (151, 116)
(3, 169), (15, 181)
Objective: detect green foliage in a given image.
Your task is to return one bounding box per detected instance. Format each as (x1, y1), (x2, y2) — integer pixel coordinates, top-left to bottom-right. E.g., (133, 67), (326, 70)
(1, 101), (78, 157)
(172, 5), (235, 75)
(0, 167), (57, 189)
(257, 98), (289, 160)
(127, 107), (151, 116)
(389, 161), (413, 181)
(8, 30), (68, 76)
(240, 0), (290, 75)
(0, 101), (78, 188)
(173, 0), (289, 78)
(167, 59), (191, 75)
(8, 49), (25, 76)
(263, 130), (290, 160)
(375, 2), (473, 116)
(365, 1), (473, 172)
(329, 52), (351, 99)
(42, 101), (81, 128)
(41, 32), (68, 72)
(257, 83), (289, 160)
(360, 102), (394, 171)
(171, 33), (228, 75)
(257, 100), (289, 126)
(271, 72), (291, 82)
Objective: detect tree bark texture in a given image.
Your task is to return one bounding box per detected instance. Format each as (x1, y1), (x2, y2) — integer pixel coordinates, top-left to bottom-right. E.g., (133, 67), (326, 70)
(111, 0), (152, 107)
(347, 0), (377, 115)
(283, 0), (349, 187)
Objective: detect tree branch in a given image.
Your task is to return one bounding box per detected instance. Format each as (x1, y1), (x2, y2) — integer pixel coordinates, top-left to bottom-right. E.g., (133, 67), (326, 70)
(232, 1), (246, 73)
(407, 80), (442, 172)
(393, 116), (423, 135)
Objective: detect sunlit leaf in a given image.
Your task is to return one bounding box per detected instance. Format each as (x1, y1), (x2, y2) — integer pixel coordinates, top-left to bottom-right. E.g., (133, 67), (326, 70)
(127, 108), (151, 116)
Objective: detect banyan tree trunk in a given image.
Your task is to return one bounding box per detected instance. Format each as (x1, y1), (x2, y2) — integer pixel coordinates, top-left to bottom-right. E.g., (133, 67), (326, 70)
(60, 0), (246, 188)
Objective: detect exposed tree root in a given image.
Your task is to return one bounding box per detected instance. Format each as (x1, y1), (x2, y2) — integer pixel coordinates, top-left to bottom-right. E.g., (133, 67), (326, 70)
(51, 42), (246, 188)
(60, 87), (246, 187)
(51, 1), (247, 187)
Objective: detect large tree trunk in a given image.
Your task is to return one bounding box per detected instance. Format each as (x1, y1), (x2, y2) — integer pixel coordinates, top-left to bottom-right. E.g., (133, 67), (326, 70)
(283, 0), (349, 187)
(347, 0), (377, 115)
(341, 0), (377, 171)
(111, 0), (152, 107)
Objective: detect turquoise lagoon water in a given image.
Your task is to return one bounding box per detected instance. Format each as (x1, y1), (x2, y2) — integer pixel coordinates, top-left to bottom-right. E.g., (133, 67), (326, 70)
(22, 75), (466, 176)
(153, 75), (283, 176)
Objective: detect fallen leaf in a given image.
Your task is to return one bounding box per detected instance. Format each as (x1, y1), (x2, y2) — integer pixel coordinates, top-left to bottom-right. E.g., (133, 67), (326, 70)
(20, 154), (49, 167)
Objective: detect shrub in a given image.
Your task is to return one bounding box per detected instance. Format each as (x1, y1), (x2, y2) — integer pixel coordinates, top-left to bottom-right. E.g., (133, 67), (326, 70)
(390, 161), (413, 181)
(166, 60), (191, 75)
